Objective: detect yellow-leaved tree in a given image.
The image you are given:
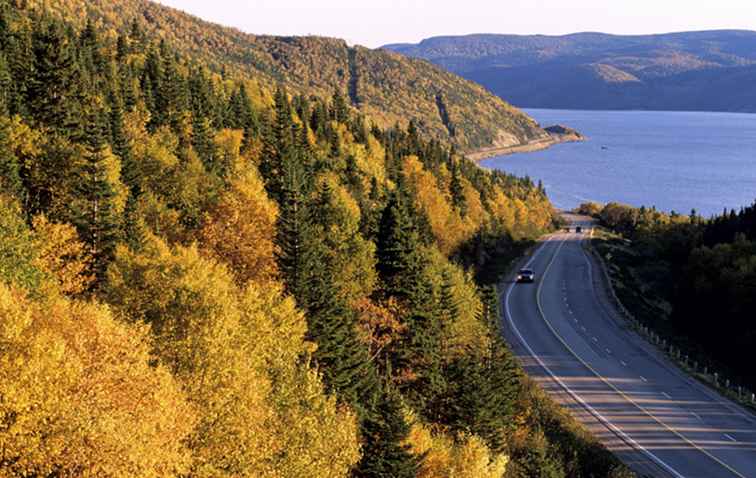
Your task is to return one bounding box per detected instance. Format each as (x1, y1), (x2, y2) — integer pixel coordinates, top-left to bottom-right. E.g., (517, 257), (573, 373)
(106, 235), (360, 477)
(405, 413), (509, 478)
(31, 215), (94, 296)
(0, 284), (195, 477)
(200, 166), (279, 286)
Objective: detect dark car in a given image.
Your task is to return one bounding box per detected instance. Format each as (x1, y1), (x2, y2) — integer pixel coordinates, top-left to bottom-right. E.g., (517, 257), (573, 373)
(516, 268), (535, 283)
(575, 226), (582, 233)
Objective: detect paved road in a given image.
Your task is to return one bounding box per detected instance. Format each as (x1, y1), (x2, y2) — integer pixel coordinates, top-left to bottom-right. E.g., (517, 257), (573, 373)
(501, 215), (756, 477)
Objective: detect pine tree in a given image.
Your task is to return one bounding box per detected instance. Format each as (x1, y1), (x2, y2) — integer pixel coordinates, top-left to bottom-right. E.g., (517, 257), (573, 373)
(0, 113), (23, 199)
(276, 148), (313, 299)
(376, 190), (427, 303)
(29, 20), (83, 134)
(330, 87), (349, 123)
(354, 387), (421, 478)
(0, 53), (11, 113)
(109, 92), (135, 190)
(192, 113), (215, 170)
(72, 105), (122, 284)
(260, 85), (293, 202)
(450, 159), (467, 217)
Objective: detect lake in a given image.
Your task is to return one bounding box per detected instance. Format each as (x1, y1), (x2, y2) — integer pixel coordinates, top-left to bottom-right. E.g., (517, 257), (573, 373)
(480, 109), (756, 217)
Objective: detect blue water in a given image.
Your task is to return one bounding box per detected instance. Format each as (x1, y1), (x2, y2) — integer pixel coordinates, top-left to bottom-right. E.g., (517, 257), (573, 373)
(481, 109), (756, 217)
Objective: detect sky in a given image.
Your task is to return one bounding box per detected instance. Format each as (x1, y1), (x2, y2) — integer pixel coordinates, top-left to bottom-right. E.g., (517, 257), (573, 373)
(154, 0), (756, 48)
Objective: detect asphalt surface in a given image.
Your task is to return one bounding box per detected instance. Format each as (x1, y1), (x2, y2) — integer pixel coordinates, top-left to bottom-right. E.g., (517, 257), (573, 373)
(501, 214), (756, 477)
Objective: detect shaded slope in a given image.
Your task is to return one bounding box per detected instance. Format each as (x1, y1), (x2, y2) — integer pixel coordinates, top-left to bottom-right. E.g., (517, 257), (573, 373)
(385, 31), (756, 112)
(26, 0), (549, 152)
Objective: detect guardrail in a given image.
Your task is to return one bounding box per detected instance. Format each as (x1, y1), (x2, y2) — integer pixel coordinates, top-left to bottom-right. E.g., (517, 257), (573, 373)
(583, 237), (756, 414)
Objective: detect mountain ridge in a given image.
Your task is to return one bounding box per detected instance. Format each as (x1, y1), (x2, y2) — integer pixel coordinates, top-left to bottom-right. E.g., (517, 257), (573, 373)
(384, 30), (756, 112)
(23, 0), (552, 154)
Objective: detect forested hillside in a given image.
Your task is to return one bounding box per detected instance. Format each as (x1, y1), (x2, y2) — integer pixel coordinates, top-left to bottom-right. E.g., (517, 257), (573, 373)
(386, 31), (756, 112)
(0, 1), (632, 476)
(18, 0), (549, 154)
(583, 201), (756, 392)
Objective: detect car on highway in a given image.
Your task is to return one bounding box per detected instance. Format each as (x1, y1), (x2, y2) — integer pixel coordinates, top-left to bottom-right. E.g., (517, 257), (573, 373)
(575, 226), (582, 233)
(516, 268), (535, 283)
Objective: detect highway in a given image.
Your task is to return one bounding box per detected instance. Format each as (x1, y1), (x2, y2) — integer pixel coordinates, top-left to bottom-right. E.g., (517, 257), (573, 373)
(500, 214), (756, 477)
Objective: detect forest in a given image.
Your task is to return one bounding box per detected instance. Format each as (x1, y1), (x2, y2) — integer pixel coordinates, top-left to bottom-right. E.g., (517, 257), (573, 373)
(12, 0), (549, 153)
(582, 201), (756, 392)
(0, 1), (630, 476)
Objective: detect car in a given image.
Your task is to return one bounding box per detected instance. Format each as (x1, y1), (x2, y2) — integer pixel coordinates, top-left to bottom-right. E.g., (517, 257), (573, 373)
(575, 226), (582, 233)
(516, 268), (535, 283)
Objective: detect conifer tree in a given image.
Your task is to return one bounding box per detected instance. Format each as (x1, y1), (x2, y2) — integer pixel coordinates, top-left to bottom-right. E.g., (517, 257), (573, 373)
(72, 105), (122, 284)
(260, 85), (293, 202)
(376, 187), (433, 308)
(450, 159), (467, 217)
(275, 148), (314, 299)
(355, 387), (421, 478)
(29, 20), (82, 134)
(331, 87), (349, 123)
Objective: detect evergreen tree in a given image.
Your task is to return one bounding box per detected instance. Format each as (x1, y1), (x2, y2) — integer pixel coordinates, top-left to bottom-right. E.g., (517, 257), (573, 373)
(450, 159), (467, 217)
(354, 387), (421, 478)
(330, 87), (349, 123)
(439, 341), (520, 452)
(109, 92), (135, 191)
(376, 189), (429, 305)
(276, 147), (314, 299)
(29, 20), (82, 134)
(260, 85), (293, 202)
(72, 104), (122, 284)
(192, 114), (215, 170)
(0, 114), (22, 199)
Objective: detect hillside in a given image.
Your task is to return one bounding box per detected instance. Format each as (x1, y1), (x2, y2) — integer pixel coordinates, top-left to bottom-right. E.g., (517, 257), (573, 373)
(0, 1), (636, 477)
(385, 31), (756, 112)
(22, 0), (550, 154)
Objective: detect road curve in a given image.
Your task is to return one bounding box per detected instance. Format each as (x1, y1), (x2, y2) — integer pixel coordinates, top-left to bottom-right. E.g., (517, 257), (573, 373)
(500, 215), (756, 478)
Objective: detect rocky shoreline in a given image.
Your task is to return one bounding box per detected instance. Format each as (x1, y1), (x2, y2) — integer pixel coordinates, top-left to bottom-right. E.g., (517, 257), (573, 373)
(466, 124), (585, 161)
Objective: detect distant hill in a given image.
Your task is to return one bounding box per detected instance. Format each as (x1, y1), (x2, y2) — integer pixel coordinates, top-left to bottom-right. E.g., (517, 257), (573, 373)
(385, 31), (756, 112)
(26, 0), (550, 154)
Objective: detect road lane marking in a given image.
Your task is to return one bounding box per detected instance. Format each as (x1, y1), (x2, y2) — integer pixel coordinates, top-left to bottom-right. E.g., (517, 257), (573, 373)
(640, 376), (648, 382)
(724, 434), (737, 442)
(509, 231), (750, 478)
(592, 336), (598, 343)
(662, 392), (672, 399)
(620, 360), (628, 367)
(571, 235), (749, 478)
(605, 348), (611, 354)
(691, 412), (702, 421)
(581, 326), (586, 332)
(504, 237), (686, 478)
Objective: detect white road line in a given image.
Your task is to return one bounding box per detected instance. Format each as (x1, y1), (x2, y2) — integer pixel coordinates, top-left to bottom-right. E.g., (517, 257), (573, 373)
(640, 376), (648, 382)
(724, 434), (737, 442)
(592, 336), (599, 343)
(662, 392), (672, 399)
(581, 326), (587, 332)
(691, 412), (703, 421)
(605, 348), (612, 354)
(504, 237), (686, 478)
(621, 360), (628, 367)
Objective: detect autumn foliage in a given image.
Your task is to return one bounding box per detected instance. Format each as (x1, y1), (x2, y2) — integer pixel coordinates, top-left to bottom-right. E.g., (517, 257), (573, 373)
(0, 3), (631, 477)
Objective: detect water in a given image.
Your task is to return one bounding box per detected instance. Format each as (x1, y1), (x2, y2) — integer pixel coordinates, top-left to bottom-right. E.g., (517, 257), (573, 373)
(480, 109), (756, 217)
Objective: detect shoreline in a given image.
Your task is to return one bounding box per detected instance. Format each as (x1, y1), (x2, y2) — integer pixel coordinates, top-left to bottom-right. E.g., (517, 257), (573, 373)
(466, 130), (584, 161)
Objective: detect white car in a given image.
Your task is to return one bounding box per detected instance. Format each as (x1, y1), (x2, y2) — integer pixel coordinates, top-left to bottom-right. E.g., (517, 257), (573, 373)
(517, 268), (535, 283)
